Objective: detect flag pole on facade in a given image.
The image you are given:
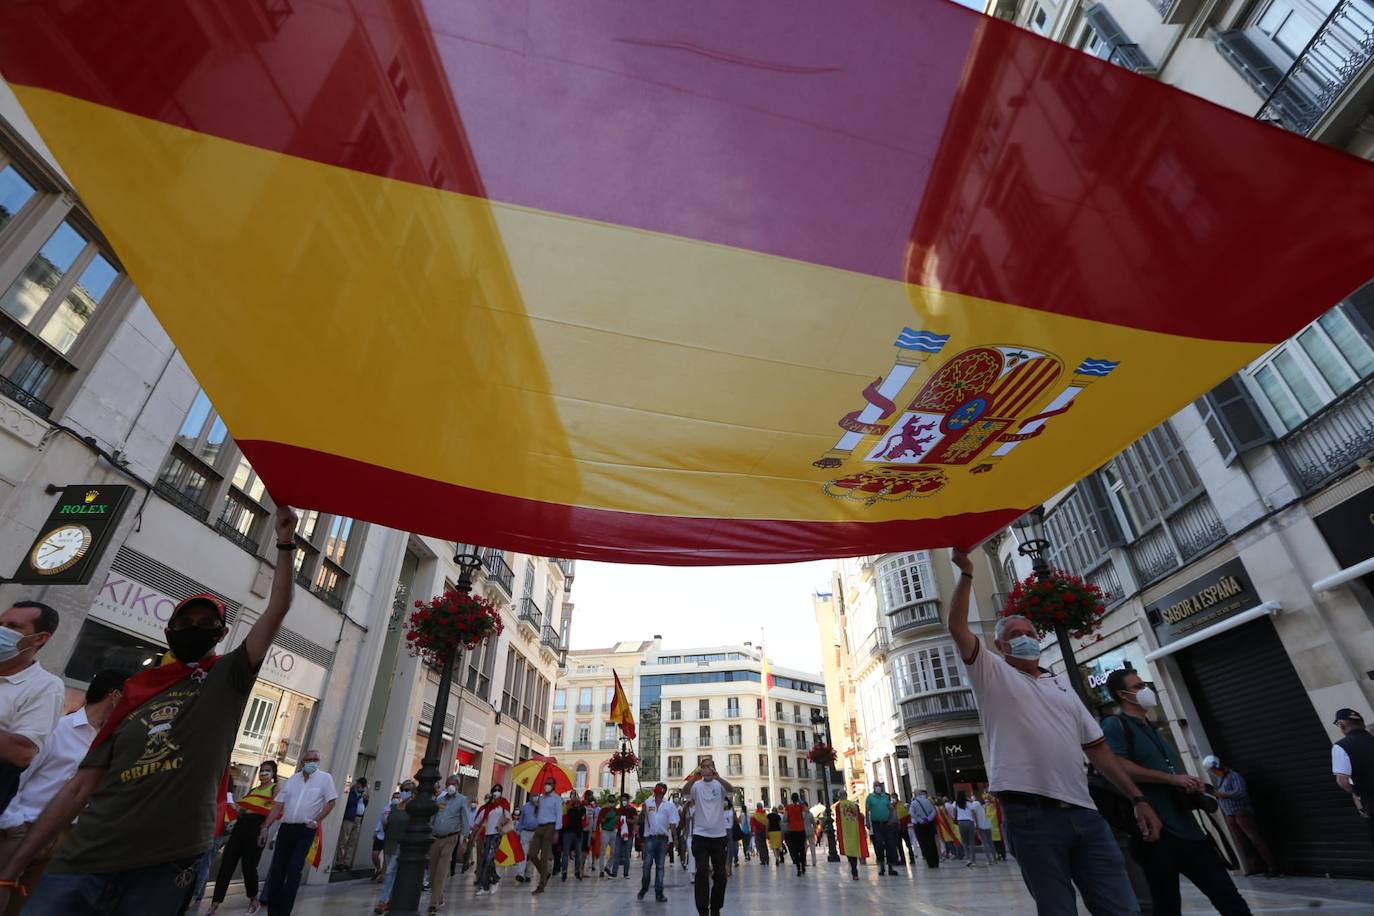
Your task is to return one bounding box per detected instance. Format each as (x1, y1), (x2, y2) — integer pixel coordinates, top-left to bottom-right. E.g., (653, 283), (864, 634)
(760, 629), (777, 808)
(609, 669), (637, 797)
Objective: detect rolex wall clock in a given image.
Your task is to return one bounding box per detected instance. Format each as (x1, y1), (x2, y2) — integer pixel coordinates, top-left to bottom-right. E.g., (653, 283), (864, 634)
(11, 485), (133, 585)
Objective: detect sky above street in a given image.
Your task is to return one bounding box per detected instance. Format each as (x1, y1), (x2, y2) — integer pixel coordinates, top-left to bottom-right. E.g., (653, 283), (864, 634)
(569, 560), (835, 673)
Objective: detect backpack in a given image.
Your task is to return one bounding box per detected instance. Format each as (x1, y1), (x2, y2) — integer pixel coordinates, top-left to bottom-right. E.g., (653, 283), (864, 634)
(1087, 714), (1139, 835)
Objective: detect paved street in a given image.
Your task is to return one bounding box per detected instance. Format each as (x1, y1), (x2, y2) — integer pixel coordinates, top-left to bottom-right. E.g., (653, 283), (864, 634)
(199, 854), (1373, 915)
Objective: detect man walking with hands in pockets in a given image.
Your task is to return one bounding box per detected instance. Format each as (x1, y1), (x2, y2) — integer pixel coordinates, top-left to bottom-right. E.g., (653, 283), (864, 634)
(948, 547), (1162, 915)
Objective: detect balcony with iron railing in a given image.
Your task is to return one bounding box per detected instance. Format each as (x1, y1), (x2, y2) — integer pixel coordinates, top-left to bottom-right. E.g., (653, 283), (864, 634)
(697, 736), (713, 747)
(726, 735), (743, 746)
(482, 550), (514, 594)
(669, 711), (683, 721)
(1247, 0), (1374, 136)
(776, 737), (791, 749)
(600, 738), (619, 749)
(726, 709), (742, 718)
(668, 736), (683, 748)
(571, 739), (592, 751)
(576, 703), (594, 714)
(859, 626), (890, 662)
(778, 765), (792, 777)
(542, 625), (562, 651)
(900, 688), (978, 728)
(518, 597), (543, 632)
(1126, 493), (1227, 587)
(888, 597), (942, 637)
(1278, 370), (1374, 493)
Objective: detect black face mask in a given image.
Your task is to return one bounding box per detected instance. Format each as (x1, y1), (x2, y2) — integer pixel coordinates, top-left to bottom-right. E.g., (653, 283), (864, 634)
(167, 627), (221, 663)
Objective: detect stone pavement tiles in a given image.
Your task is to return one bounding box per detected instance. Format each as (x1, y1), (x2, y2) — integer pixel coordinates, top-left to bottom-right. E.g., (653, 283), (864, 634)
(196, 852), (1372, 915)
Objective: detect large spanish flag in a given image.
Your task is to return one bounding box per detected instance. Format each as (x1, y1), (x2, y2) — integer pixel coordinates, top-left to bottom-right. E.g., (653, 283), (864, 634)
(3, 1), (1373, 563)
(609, 670), (636, 740)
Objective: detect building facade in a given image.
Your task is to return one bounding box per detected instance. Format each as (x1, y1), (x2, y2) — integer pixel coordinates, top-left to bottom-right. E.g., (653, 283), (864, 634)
(555, 641), (833, 808)
(983, 0), (1374, 877)
(822, 550), (1004, 802)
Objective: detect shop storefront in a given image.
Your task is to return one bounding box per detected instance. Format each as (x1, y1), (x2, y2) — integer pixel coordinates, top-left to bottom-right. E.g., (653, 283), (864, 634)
(1145, 557), (1368, 877)
(919, 734), (986, 798)
(1079, 640), (1153, 717)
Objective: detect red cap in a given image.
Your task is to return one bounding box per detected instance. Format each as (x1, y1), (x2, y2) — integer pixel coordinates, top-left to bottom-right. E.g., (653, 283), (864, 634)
(172, 592), (227, 625)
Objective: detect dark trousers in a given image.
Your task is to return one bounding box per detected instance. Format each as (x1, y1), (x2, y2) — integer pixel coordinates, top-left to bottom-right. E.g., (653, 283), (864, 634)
(914, 822), (940, 868)
(213, 815), (268, 902)
(25, 858), (199, 916)
(783, 831), (805, 868)
(753, 831), (769, 865)
(1223, 811), (1277, 875)
(1130, 831), (1251, 916)
(265, 822), (315, 916)
(559, 829), (585, 876)
(871, 821), (899, 870)
(847, 855), (860, 877)
(691, 835), (729, 915)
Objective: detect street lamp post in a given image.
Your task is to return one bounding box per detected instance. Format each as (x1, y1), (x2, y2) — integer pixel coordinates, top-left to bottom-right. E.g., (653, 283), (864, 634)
(809, 709), (841, 863)
(1013, 507), (1092, 708)
(389, 550), (485, 916)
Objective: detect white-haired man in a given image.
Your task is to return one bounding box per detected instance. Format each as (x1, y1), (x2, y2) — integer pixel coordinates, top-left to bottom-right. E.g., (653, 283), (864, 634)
(948, 549), (1161, 915)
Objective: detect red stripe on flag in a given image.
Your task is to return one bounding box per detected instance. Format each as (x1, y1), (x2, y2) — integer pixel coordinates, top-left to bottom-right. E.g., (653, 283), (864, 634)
(2, 1), (1373, 341)
(236, 439), (1023, 563)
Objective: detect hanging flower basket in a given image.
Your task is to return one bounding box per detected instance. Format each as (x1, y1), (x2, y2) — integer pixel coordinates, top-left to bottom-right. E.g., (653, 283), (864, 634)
(607, 749), (640, 774)
(807, 743), (837, 768)
(406, 589), (504, 665)
(1001, 570), (1108, 640)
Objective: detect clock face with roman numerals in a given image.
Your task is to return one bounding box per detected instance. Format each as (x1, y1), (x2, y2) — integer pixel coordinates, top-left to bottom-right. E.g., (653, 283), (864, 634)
(29, 524), (92, 574)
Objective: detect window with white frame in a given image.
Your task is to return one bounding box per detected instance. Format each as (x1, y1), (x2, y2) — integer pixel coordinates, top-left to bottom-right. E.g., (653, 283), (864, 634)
(877, 552), (937, 613)
(553, 688), (567, 711)
(551, 722), (564, 747)
(908, 644), (966, 694)
(575, 763), (588, 790)
(1246, 307), (1374, 433)
(1100, 424), (1201, 537)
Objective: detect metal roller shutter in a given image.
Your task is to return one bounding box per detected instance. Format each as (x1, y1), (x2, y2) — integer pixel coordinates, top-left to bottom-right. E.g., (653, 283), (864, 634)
(1174, 617), (1372, 878)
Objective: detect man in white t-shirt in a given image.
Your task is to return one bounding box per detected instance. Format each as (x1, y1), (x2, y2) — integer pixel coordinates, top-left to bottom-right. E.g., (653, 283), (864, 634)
(681, 757), (734, 916)
(637, 782), (679, 902)
(260, 750), (339, 915)
(948, 549), (1160, 915)
(0, 602), (64, 816)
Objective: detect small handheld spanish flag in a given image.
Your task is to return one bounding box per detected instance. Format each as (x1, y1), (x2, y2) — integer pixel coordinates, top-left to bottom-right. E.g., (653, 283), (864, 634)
(495, 830), (526, 867)
(609, 671), (636, 741)
(307, 823), (323, 869)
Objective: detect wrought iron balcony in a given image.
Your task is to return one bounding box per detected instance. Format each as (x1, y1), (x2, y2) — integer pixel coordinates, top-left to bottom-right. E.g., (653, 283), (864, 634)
(859, 626), (890, 662)
(542, 625), (561, 651)
(725, 709), (741, 718)
(1278, 371), (1374, 493)
(776, 737), (791, 748)
(571, 740), (592, 751)
(518, 597), (543, 631)
(888, 597), (942, 636)
(1126, 493), (1226, 587)
(900, 689), (978, 728)
(668, 737), (683, 748)
(481, 551), (514, 594)
(599, 738), (619, 749)
(669, 711), (683, 721)
(154, 478), (211, 522)
(697, 737), (713, 747)
(1252, 0), (1374, 136)
(576, 703), (594, 714)
(727, 736), (743, 746)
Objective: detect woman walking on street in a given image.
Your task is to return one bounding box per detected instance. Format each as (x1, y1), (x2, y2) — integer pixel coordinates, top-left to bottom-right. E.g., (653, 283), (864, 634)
(766, 807), (784, 865)
(750, 803), (769, 866)
(803, 804), (817, 867)
(982, 793), (1007, 860)
(954, 791), (982, 868)
(207, 760), (278, 916)
(472, 787), (512, 896)
(935, 798), (961, 860)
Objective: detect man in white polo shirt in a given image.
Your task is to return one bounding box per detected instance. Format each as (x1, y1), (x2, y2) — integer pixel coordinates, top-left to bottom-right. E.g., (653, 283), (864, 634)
(949, 549), (1161, 915)
(259, 749), (338, 915)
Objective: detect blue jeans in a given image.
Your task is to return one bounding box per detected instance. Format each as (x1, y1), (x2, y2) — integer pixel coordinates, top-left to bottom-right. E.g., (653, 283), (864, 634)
(639, 835), (667, 896)
(25, 858), (199, 916)
(477, 834), (501, 890)
(264, 822), (315, 916)
(611, 833), (632, 876)
(558, 829), (584, 876)
(378, 855), (399, 904)
(191, 834), (227, 901)
(1002, 800), (1140, 916)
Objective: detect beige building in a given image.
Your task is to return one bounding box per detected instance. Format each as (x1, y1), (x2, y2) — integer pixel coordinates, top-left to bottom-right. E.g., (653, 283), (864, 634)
(980, 0), (1374, 877)
(555, 641), (833, 807)
(820, 550), (1003, 801)
(813, 590), (866, 790)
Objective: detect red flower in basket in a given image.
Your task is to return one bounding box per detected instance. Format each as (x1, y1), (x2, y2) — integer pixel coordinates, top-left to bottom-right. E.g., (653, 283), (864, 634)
(1000, 569), (1108, 638)
(405, 589), (504, 666)
(806, 744), (837, 768)
(608, 749), (640, 774)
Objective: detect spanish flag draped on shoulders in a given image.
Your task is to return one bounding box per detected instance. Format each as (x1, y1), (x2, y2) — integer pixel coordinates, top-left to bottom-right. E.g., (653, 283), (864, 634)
(833, 798), (868, 859)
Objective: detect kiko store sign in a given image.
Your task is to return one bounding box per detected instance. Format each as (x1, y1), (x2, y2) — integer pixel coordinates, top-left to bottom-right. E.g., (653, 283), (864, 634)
(1145, 557), (1260, 646)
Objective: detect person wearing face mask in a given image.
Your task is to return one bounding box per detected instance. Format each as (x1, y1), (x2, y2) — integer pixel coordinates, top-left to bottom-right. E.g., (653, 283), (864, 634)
(1330, 708), (1374, 850)
(425, 775), (470, 913)
(208, 759), (280, 916)
(908, 789), (940, 868)
(258, 749), (338, 915)
(527, 778), (563, 893)
(0, 601), (63, 817)
(1102, 669), (1251, 916)
(335, 777), (369, 870)
(0, 668), (125, 914)
(472, 785), (511, 896)
(1202, 756), (1277, 878)
(0, 506), (299, 916)
(948, 548), (1160, 916)
(373, 781), (415, 913)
